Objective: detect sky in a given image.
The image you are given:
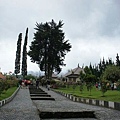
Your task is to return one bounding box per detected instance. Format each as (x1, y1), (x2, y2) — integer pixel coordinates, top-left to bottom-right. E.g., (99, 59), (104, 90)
(0, 0), (120, 75)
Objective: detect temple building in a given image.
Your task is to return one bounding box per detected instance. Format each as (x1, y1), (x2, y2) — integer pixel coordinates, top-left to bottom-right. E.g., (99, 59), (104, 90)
(64, 64), (84, 82)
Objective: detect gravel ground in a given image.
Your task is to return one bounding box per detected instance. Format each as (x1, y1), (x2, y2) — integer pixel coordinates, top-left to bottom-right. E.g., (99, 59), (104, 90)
(33, 86), (120, 120)
(0, 88), (40, 120)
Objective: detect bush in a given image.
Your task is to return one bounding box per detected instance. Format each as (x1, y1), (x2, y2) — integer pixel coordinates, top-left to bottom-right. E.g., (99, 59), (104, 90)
(0, 79), (18, 96)
(78, 81), (84, 94)
(2, 80), (10, 91)
(7, 80), (18, 87)
(86, 82), (93, 95)
(52, 80), (66, 88)
(100, 79), (109, 96)
(50, 80), (56, 85)
(0, 80), (4, 96)
(117, 79), (120, 91)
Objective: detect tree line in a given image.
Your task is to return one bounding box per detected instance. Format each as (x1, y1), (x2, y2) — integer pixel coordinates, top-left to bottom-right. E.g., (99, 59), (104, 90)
(84, 54), (120, 82)
(78, 54), (120, 96)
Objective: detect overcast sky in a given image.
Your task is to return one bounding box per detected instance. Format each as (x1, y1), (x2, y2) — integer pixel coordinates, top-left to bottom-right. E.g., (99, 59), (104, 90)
(0, 0), (120, 74)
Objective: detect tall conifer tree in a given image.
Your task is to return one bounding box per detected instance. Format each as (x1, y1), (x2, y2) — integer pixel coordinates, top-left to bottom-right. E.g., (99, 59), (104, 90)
(21, 28), (28, 78)
(14, 33), (22, 76)
(116, 53), (120, 67)
(28, 20), (71, 80)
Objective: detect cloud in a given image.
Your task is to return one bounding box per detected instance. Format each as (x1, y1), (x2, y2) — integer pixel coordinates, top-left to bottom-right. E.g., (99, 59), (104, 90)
(62, 36), (120, 73)
(0, 0), (120, 74)
(62, 0), (120, 40)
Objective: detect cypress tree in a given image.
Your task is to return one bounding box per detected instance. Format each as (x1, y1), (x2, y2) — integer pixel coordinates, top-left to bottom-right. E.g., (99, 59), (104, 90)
(102, 57), (106, 71)
(108, 58), (113, 65)
(21, 28), (28, 78)
(89, 63), (93, 74)
(98, 59), (102, 75)
(14, 33), (22, 76)
(116, 53), (120, 67)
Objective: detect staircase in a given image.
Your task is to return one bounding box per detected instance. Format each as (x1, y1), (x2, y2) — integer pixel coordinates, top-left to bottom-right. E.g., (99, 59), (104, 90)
(29, 85), (55, 101)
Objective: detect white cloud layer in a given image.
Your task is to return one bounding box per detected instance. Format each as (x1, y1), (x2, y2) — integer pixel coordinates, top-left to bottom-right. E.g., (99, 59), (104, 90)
(0, 0), (120, 74)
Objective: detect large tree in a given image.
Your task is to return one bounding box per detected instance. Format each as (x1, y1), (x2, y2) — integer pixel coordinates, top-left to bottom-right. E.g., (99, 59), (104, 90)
(102, 65), (120, 82)
(14, 33), (22, 76)
(28, 20), (71, 80)
(21, 28), (28, 78)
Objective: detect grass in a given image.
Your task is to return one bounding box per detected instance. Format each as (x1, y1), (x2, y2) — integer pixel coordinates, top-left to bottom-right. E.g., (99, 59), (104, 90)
(55, 85), (120, 103)
(0, 87), (17, 101)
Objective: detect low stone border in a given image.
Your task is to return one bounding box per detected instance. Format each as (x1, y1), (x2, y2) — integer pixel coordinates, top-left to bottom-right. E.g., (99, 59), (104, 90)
(54, 90), (120, 111)
(0, 86), (20, 107)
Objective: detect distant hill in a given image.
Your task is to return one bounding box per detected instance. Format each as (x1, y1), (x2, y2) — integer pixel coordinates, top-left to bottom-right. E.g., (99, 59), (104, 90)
(27, 71), (44, 77)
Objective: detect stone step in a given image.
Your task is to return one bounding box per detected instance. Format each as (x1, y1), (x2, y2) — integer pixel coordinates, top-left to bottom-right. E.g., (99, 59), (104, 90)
(30, 92), (48, 94)
(29, 86), (44, 92)
(29, 89), (44, 92)
(30, 94), (51, 97)
(31, 96), (55, 100)
(29, 90), (44, 93)
(39, 111), (96, 119)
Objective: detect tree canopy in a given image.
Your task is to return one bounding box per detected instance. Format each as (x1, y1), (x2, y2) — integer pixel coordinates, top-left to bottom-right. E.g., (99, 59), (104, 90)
(102, 65), (120, 82)
(28, 20), (71, 79)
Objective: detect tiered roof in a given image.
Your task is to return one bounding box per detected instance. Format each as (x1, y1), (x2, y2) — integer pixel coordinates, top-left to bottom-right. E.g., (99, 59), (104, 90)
(64, 64), (84, 77)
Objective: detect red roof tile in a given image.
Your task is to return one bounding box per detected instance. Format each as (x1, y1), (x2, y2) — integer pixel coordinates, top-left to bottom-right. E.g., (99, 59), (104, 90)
(0, 72), (6, 80)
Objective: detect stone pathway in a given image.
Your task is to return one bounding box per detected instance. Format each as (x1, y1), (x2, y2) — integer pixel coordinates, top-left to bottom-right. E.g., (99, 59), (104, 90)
(0, 86), (120, 120)
(0, 88), (40, 120)
(33, 86), (120, 120)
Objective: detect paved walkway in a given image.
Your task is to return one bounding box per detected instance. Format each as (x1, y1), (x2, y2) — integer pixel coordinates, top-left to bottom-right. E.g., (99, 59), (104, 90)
(34, 86), (120, 120)
(0, 86), (120, 120)
(0, 88), (40, 120)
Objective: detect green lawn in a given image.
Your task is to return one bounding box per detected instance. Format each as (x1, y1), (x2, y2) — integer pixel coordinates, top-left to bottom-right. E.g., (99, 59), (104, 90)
(55, 85), (120, 102)
(0, 87), (17, 100)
